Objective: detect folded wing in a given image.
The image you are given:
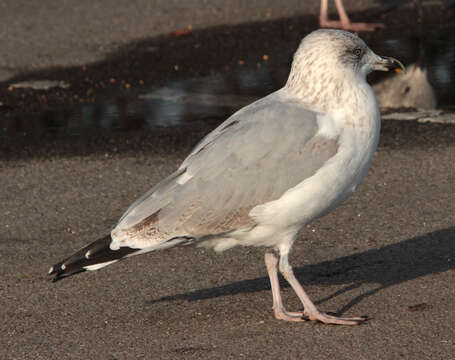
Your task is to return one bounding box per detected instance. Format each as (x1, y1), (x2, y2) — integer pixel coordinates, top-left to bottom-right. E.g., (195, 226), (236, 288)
(112, 91), (339, 248)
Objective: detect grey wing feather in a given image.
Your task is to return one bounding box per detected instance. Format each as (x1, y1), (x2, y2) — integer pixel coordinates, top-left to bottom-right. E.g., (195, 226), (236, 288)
(115, 91), (339, 239)
(117, 168), (185, 225)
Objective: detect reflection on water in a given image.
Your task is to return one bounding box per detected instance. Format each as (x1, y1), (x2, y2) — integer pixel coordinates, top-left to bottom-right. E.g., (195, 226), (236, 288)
(1, 29), (455, 140)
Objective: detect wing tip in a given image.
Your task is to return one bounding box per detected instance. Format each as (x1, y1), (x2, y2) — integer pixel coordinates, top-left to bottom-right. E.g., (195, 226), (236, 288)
(48, 260), (87, 282)
(47, 234), (137, 283)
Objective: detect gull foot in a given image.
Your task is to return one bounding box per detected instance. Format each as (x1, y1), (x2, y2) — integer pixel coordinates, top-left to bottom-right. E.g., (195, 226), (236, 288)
(319, 18), (385, 32)
(303, 311), (369, 325)
(273, 308), (308, 322)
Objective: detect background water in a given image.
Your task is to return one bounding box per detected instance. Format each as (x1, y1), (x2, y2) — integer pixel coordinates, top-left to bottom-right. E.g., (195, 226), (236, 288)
(1, 13), (454, 140)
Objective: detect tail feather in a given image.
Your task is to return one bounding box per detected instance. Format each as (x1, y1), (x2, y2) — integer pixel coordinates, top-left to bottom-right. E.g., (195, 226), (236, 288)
(48, 234), (137, 282)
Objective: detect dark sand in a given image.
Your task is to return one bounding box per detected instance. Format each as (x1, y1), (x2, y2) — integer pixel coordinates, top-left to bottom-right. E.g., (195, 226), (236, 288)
(1, 1), (454, 359)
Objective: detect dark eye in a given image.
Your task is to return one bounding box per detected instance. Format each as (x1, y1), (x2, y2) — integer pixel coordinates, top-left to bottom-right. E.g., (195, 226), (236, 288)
(353, 47), (363, 57)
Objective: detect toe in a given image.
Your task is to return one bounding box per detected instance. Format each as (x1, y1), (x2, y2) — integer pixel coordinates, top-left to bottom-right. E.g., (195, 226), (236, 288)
(308, 312), (369, 325)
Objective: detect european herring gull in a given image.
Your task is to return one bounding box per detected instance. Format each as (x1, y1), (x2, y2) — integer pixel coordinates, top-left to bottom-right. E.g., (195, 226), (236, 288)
(49, 29), (404, 325)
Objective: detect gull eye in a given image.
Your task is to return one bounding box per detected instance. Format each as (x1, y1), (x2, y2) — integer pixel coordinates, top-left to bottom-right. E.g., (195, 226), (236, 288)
(353, 47), (363, 57)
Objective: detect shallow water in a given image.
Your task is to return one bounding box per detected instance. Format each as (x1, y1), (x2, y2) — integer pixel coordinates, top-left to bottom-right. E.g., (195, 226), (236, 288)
(1, 26), (454, 140)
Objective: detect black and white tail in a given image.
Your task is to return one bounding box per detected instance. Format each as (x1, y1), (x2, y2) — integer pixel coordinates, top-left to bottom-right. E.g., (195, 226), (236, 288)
(48, 234), (138, 282)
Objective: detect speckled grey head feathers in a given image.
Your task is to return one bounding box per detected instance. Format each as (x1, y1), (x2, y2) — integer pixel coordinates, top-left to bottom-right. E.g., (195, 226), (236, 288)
(285, 30), (378, 111)
(291, 29), (368, 71)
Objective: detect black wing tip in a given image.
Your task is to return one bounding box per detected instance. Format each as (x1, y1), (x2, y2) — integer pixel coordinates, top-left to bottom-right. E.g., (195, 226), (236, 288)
(47, 234), (136, 283)
(47, 234), (112, 283)
(48, 261), (87, 282)
(50, 268), (87, 282)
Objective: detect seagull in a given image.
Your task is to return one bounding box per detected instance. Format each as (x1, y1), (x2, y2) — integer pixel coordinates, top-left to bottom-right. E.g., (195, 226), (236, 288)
(49, 29), (404, 325)
(374, 58), (436, 109)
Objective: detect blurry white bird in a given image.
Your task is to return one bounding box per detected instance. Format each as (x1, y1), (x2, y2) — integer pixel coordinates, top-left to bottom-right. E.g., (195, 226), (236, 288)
(374, 61), (436, 109)
(49, 29), (404, 325)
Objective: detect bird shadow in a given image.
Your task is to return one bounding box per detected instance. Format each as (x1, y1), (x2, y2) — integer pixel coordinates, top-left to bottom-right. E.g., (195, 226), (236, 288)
(145, 227), (454, 314)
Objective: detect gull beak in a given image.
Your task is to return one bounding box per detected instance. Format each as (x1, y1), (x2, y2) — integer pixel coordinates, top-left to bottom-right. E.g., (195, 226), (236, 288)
(372, 56), (406, 73)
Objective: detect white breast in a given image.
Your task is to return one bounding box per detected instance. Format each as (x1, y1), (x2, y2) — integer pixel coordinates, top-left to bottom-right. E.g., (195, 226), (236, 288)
(251, 81), (381, 230)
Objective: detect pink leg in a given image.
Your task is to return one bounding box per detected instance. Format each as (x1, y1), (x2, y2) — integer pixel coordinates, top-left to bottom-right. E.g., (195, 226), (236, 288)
(319, 0), (384, 32)
(265, 252), (305, 321)
(266, 250), (367, 325)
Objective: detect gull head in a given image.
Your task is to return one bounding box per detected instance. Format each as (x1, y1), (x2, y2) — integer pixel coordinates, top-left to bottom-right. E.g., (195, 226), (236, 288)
(285, 29), (404, 110)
